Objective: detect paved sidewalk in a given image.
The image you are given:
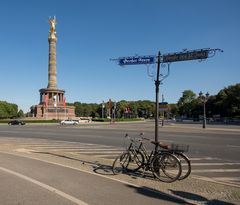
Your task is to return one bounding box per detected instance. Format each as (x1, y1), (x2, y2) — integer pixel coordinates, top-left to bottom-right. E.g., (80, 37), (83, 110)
(0, 138), (239, 205)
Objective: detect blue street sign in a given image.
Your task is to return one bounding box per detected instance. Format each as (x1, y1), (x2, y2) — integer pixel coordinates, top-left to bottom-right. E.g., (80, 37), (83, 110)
(162, 50), (208, 63)
(118, 56), (155, 66)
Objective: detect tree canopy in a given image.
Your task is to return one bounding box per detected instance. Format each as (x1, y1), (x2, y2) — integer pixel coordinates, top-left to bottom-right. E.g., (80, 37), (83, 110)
(177, 90), (197, 118)
(0, 101), (19, 119)
(1, 83), (239, 120)
(55, 83), (240, 119)
(212, 83), (240, 117)
(176, 83), (240, 119)
(70, 100), (155, 119)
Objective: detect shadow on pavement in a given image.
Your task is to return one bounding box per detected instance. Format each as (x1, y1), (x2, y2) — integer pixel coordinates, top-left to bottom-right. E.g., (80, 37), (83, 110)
(169, 189), (236, 205)
(126, 184), (195, 204)
(30, 151), (236, 204)
(32, 151), (99, 165)
(32, 151), (116, 175)
(93, 164), (114, 175)
(93, 164), (158, 180)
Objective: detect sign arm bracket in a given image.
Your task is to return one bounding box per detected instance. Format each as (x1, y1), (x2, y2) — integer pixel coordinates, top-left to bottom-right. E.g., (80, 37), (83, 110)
(160, 63), (170, 84)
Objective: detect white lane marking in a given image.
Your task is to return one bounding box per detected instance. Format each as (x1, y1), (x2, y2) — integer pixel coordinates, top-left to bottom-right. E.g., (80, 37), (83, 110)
(227, 145), (240, 148)
(21, 144), (109, 147)
(192, 175), (240, 188)
(0, 151), (176, 203)
(93, 154), (120, 158)
(0, 166), (89, 205)
(192, 162), (240, 166)
(189, 157), (219, 161)
(15, 148), (35, 153)
(2, 151), (240, 196)
(51, 148), (123, 151)
(76, 151), (122, 154)
(192, 169), (240, 173)
(211, 177), (240, 181)
(0, 151), (142, 188)
(19, 143), (118, 149)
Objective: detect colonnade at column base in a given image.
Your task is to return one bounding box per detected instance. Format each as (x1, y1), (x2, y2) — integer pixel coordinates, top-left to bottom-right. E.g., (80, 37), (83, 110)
(30, 88), (76, 120)
(32, 104), (76, 120)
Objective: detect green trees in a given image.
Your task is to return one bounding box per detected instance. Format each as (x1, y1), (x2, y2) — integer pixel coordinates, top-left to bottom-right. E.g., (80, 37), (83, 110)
(1, 84), (238, 120)
(17, 109), (25, 118)
(73, 102), (100, 118)
(176, 83), (240, 119)
(0, 101), (19, 119)
(118, 100), (155, 118)
(212, 83), (240, 118)
(177, 90), (197, 118)
(72, 100), (154, 119)
(72, 83), (240, 120)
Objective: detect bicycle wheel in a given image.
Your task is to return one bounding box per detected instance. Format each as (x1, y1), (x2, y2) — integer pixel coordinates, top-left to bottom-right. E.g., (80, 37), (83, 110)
(126, 149), (144, 172)
(112, 152), (129, 175)
(151, 152), (182, 183)
(174, 152), (191, 180)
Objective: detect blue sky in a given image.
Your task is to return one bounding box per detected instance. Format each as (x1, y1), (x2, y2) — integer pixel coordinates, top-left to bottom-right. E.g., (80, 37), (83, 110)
(0, 0), (239, 112)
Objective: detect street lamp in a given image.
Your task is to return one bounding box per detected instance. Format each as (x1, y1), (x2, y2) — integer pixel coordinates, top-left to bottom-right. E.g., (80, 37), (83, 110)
(102, 101), (105, 119)
(199, 91), (209, 128)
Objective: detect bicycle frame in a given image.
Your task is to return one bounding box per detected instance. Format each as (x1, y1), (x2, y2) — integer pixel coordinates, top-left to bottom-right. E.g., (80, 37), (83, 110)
(113, 134), (182, 182)
(136, 142), (156, 169)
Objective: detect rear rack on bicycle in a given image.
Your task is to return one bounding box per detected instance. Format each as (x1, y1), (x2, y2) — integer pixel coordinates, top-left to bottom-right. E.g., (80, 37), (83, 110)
(169, 144), (189, 152)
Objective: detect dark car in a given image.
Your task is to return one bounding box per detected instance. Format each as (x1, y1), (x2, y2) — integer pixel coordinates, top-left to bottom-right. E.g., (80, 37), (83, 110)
(8, 120), (26, 125)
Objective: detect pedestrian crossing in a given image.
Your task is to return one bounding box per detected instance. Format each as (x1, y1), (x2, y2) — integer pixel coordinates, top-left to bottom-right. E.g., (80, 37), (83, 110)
(9, 140), (240, 187)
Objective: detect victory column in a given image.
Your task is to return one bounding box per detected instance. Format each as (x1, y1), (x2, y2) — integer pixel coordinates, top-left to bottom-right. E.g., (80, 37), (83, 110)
(32, 17), (75, 119)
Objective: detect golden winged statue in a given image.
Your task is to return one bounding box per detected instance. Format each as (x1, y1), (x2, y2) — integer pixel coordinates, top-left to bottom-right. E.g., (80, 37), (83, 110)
(49, 16), (57, 34)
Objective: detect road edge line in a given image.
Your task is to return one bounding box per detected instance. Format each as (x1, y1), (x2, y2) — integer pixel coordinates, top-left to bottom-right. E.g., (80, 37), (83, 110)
(0, 166), (89, 205)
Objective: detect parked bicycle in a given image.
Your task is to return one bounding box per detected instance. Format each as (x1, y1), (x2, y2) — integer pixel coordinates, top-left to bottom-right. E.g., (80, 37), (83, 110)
(142, 137), (191, 180)
(112, 133), (182, 183)
(161, 144), (191, 180)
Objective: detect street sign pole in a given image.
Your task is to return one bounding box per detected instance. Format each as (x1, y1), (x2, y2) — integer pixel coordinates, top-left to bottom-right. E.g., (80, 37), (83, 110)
(111, 48), (222, 149)
(155, 51), (161, 152)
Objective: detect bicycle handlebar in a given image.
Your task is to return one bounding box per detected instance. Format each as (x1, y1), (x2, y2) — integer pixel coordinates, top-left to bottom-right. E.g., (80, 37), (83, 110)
(124, 133), (170, 149)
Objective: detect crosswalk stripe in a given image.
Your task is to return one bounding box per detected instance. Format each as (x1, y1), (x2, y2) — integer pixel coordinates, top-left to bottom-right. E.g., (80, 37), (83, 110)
(7, 140), (240, 187)
(15, 144), (240, 163)
(52, 148), (122, 153)
(6, 139), (240, 187)
(192, 176), (240, 188)
(227, 145), (240, 148)
(191, 162), (240, 166)
(26, 145), (123, 151)
(211, 177), (240, 181)
(22, 144), (109, 148)
(189, 157), (219, 161)
(94, 154), (120, 158)
(75, 151), (123, 154)
(23, 145), (116, 149)
(192, 169), (240, 173)
(12, 141), (240, 165)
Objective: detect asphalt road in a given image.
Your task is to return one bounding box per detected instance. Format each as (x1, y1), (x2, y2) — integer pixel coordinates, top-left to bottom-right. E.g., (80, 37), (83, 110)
(1, 121), (240, 162)
(1, 152), (187, 205)
(1, 122), (240, 161)
(0, 121), (240, 204)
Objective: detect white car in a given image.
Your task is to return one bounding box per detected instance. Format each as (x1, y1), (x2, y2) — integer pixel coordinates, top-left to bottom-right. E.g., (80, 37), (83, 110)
(60, 119), (79, 125)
